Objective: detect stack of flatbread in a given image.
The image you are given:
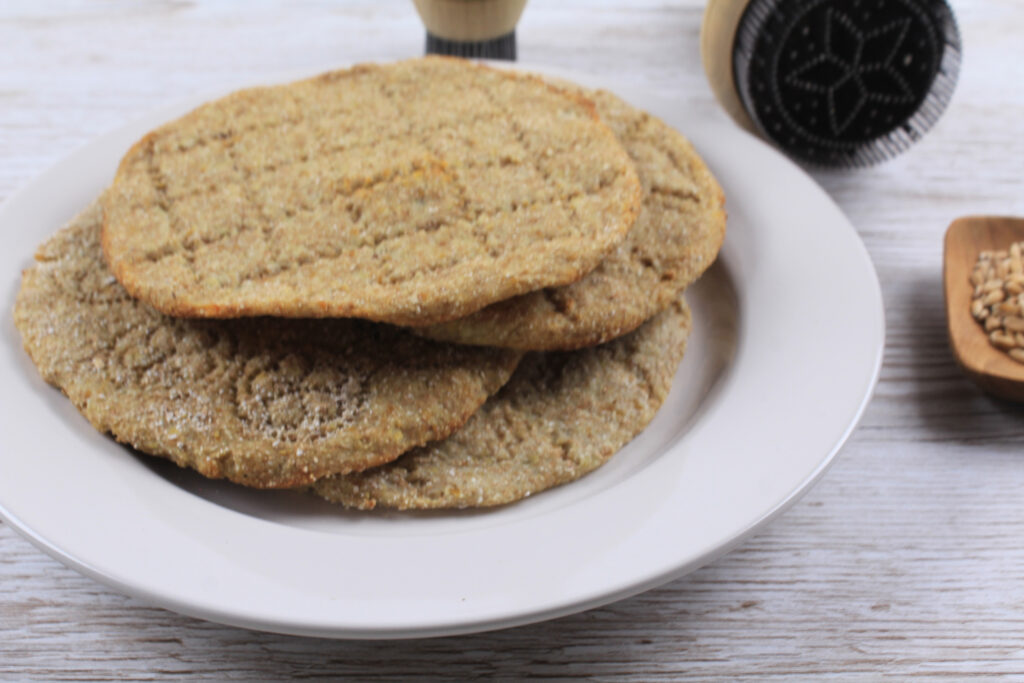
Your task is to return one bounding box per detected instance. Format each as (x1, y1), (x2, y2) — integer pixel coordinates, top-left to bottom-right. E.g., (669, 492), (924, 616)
(14, 57), (724, 510)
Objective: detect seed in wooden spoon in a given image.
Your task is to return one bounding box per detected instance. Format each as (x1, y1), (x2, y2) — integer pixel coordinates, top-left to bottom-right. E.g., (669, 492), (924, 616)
(1005, 316), (1024, 333)
(970, 240), (1024, 364)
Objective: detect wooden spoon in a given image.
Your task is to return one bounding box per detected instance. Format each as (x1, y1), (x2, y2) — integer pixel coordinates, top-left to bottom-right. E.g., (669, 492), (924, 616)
(944, 216), (1024, 401)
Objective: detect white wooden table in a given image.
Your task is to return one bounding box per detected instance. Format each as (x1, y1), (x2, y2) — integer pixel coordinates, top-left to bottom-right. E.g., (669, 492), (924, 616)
(3, 1), (1023, 678)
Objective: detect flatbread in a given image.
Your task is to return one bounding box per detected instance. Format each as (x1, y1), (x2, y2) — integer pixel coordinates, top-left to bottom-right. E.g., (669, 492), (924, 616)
(14, 200), (521, 488)
(416, 89), (723, 350)
(101, 57), (642, 325)
(314, 297), (691, 509)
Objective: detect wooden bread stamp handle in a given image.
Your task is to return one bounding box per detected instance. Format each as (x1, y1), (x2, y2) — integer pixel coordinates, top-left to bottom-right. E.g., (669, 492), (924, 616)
(700, 0), (757, 133)
(413, 0), (528, 41)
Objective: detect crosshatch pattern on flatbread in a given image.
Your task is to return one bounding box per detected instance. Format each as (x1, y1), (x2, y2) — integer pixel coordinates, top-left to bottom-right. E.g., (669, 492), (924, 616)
(314, 298), (691, 510)
(417, 89), (724, 350)
(101, 57), (642, 325)
(15, 200), (521, 488)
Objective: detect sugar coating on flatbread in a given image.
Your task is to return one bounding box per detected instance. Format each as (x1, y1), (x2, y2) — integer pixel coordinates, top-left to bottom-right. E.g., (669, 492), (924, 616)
(101, 57), (642, 325)
(416, 89), (724, 350)
(15, 200), (521, 488)
(314, 298), (691, 509)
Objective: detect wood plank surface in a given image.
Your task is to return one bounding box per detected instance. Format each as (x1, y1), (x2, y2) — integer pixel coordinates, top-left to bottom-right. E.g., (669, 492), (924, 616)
(3, 1), (1024, 679)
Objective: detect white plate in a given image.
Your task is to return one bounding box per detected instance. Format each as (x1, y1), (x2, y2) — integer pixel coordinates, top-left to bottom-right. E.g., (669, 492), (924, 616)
(0, 66), (884, 639)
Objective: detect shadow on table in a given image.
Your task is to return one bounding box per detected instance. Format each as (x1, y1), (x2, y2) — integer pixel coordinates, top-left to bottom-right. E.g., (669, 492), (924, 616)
(885, 270), (1024, 443)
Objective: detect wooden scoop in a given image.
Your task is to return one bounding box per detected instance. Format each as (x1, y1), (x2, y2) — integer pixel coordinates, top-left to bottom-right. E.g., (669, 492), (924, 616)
(944, 216), (1024, 401)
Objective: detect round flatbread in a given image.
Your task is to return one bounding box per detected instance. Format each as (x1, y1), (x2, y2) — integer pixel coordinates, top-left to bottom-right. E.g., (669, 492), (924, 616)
(15, 200), (521, 489)
(314, 297), (691, 509)
(416, 89), (724, 350)
(101, 57), (642, 325)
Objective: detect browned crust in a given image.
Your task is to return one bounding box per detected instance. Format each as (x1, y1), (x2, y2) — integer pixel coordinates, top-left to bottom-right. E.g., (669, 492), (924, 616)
(314, 297), (692, 510)
(413, 88), (725, 350)
(100, 57), (641, 325)
(18, 200), (522, 489)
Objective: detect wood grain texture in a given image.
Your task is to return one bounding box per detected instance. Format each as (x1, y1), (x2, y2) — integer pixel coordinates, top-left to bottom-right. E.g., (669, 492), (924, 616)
(3, 0), (1024, 679)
